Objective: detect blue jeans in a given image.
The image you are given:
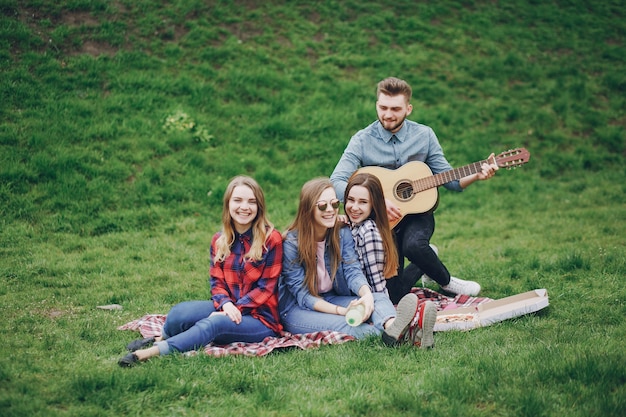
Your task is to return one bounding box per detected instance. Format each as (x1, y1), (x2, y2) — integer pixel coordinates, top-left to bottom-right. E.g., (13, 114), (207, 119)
(387, 212), (451, 304)
(156, 300), (277, 355)
(280, 292), (396, 339)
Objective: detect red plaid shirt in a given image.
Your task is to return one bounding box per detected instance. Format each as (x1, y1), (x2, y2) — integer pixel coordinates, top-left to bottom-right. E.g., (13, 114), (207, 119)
(210, 228), (283, 333)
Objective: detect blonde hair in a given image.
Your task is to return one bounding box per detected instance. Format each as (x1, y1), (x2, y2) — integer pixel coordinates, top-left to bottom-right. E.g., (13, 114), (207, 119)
(214, 176), (274, 262)
(285, 178), (341, 296)
(345, 173), (399, 278)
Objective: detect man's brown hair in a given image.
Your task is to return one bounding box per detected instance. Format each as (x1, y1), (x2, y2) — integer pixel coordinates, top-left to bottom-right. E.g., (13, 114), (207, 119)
(376, 77), (412, 103)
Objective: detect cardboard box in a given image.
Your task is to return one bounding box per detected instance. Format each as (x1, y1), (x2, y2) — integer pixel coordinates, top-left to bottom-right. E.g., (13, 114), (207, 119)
(435, 289), (549, 332)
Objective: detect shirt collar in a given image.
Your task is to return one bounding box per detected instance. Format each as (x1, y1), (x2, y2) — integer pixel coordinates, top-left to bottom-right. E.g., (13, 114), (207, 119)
(235, 228), (253, 242)
(377, 121), (408, 143)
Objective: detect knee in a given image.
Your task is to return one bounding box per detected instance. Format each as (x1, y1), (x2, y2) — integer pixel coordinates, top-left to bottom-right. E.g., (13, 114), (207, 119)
(163, 303), (188, 325)
(404, 239), (430, 256)
(167, 301), (193, 318)
(196, 314), (230, 333)
(163, 301), (198, 336)
(372, 293), (389, 303)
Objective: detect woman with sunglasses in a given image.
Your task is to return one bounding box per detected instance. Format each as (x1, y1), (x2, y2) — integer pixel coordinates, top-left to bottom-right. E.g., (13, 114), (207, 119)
(278, 177), (418, 343)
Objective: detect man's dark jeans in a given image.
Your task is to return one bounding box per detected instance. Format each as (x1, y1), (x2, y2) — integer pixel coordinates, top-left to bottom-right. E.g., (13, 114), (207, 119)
(386, 212), (451, 304)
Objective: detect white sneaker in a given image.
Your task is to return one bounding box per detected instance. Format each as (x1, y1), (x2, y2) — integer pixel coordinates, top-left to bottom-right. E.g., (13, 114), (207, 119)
(441, 276), (481, 296)
(421, 244), (439, 286)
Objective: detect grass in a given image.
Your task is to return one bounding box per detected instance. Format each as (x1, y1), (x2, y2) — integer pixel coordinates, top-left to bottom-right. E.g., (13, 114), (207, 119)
(1, 0), (625, 416)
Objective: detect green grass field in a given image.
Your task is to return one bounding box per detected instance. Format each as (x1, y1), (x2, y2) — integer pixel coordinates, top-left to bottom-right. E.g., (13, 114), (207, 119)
(1, 1), (625, 416)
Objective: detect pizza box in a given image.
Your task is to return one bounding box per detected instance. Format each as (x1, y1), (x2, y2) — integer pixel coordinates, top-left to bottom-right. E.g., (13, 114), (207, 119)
(434, 289), (549, 332)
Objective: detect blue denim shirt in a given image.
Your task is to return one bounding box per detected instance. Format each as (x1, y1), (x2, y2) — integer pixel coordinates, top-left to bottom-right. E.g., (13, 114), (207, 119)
(279, 227), (370, 315)
(330, 119), (463, 201)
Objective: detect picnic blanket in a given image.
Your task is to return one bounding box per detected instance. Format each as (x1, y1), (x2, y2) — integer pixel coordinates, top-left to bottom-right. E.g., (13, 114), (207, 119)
(118, 288), (492, 357)
(410, 287), (492, 310)
(118, 315), (356, 357)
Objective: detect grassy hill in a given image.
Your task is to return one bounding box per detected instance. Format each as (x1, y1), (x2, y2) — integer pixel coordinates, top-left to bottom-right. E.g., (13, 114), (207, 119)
(1, 1), (625, 416)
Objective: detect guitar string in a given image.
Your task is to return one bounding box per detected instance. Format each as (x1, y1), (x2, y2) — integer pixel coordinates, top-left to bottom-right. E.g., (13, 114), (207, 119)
(395, 161), (486, 199)
(391, 149), (529, 199)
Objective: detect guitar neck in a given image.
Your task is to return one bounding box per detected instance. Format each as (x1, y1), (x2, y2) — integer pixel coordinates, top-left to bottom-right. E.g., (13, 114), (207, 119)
(413, 159), (489, 192)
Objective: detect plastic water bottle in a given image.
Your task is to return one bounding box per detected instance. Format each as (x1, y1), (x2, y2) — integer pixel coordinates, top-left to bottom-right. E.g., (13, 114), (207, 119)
(345, 304), (366, 327)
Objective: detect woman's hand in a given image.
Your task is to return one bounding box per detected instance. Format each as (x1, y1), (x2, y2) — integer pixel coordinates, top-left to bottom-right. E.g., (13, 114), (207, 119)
(337, 214), (350, 225)
(221, 302), (242, 324)
(355, 291), (375, 321)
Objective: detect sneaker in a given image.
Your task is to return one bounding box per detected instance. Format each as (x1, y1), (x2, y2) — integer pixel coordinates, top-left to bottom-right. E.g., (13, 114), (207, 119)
(118, 353), (139, 367)
(126, 337), (155, 352)
(441, 276), (481, 296)
(421, 244), (439, 286)
(382, 293), (419, 346)
(414, 301), (436, 349)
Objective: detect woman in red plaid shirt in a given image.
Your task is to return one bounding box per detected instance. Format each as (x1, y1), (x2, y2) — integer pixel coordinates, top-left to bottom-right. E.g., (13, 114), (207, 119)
(119, 176), (283, 367)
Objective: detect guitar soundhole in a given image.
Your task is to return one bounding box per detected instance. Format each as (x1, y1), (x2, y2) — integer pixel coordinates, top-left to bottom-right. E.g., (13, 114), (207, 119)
(394, 181), (414, 201)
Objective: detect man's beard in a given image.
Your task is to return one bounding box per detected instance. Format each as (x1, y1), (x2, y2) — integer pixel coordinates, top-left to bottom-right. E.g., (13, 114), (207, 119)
(378, 115), (405, 133)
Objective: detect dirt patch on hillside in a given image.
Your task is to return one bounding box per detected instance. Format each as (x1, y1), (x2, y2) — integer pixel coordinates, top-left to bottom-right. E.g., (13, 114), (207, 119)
(13, 2), (192, 57)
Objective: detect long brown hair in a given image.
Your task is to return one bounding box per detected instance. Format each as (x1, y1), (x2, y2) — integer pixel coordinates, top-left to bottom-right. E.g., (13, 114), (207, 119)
(285, 178), (341, 296)
(214, 176), (274, 262)
(345, 173), (399, 278)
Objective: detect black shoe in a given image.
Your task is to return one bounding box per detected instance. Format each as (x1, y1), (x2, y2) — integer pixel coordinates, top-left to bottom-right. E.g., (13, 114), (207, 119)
(126, 337), (155, 352)
(118, 353), (139, 367)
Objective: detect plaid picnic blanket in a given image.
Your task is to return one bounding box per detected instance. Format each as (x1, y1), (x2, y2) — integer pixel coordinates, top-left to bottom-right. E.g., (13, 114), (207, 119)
(117, 315), (355, 357)
(118, 288), (491, 357)
(410, 287), (492, 310)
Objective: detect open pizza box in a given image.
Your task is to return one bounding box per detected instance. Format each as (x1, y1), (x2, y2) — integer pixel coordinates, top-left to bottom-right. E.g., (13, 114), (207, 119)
(434, 289), (549, 332)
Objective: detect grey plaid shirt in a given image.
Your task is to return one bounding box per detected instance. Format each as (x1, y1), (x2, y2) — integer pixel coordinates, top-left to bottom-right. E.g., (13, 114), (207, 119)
(350, 219), (388, 295)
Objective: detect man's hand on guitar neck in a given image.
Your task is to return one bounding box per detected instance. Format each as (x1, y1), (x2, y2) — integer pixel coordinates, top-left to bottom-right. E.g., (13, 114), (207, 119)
(385, 198), (402, 224)
(459, 153), (499, 189)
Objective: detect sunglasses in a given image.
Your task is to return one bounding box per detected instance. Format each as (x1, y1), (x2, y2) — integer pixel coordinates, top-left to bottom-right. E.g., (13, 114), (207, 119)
(316, 199), (340, 211)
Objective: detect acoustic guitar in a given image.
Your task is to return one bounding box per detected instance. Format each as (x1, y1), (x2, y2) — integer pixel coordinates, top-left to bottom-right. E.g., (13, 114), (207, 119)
(357, 148), (530, 228)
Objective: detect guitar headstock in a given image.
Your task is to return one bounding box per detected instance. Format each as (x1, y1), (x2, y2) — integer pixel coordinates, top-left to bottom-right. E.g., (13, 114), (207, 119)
(495, 148), (530, 169)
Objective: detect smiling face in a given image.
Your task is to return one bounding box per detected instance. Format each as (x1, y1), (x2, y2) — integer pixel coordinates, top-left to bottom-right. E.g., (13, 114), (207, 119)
(376, 93), (412, 133)
(228, 185), (258, 233)
(345, 185), (372, 225)
(313, 187), (339, 240)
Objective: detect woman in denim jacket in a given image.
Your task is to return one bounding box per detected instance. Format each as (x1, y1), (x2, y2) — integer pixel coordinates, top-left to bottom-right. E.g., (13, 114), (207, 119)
(278, 177), (418, 344)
